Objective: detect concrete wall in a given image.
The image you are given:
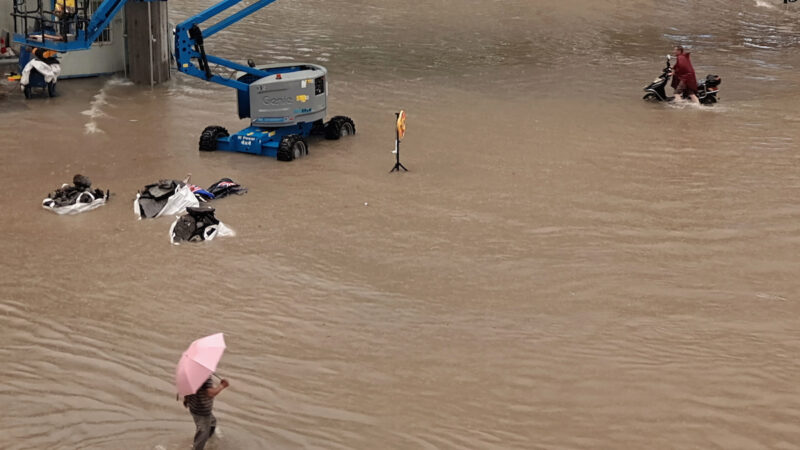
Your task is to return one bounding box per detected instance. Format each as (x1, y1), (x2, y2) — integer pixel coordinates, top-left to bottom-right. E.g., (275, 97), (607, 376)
(125, 1), (170, 85)
(0, 2), (13, 34)
(59, 11), (126, 78)
(1, 2), (15, 46)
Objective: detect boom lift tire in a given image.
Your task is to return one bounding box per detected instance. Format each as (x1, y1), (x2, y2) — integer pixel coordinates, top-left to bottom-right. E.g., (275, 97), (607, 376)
(199, 126), (229, 151)
(310, 119), (326, 135)
(324, 116), (355, 140)
(277, 135), (308, 161)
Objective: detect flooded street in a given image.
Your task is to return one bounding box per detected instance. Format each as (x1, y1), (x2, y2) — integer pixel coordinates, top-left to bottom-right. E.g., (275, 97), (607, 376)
(2, 0), (800, 448)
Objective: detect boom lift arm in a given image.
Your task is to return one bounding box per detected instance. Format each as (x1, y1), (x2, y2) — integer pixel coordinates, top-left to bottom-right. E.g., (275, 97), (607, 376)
(174, 0), (281, 92)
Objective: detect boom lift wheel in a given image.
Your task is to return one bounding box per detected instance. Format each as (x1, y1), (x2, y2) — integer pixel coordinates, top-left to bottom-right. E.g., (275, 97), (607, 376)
(310, 119), (326, 135)
(199, 126), (229, 151)
(277, 135), (308, 162)
(324, 116), (356, 140)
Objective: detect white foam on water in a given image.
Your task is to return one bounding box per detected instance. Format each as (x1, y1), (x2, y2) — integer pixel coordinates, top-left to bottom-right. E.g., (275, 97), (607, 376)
(84, 122), (104, 134)
(106, 76), (134, 87)
(83, 80), (115, 134)
(169, 84), (215, 96)
(666, 101), (704, 111)
(754, 0), (775, 9)
(81, 106), (106, 119)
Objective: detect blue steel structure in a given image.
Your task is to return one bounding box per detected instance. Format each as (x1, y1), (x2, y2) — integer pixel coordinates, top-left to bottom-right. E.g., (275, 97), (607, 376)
(174, 0), (278, 92)
(12, 0), (355, 159)
(12, 0), (161, 52)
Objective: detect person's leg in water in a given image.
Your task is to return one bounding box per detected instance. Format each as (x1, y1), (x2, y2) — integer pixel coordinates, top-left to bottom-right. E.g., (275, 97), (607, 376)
(673, 80), (687, 102)
(674, 80), (700, 104)
(191, 413), (214, 450)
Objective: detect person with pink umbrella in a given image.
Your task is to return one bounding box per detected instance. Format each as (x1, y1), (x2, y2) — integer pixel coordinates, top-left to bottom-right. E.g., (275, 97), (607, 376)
(183, 376), (229, 449)
(175, 333), (230, 450)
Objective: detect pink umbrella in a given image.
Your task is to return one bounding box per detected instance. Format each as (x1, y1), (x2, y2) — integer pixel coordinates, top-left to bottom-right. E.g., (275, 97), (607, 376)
(175, 333), (226, 397)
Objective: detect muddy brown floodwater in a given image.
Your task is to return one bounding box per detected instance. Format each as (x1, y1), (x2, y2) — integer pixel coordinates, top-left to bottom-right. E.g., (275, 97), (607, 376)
(2, 0), (800, 448)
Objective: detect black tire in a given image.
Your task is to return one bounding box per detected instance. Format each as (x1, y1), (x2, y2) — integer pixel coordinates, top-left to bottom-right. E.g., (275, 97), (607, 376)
(23, 85), (31, 99)
(47, 82), (56, 97)
(310, 119), (326, 135)
(324, 116), (356, 140)
(199, 126), (229, 152)
(701, 95), (717, 105)
(642, 93), (658, 101)
(277, 135), (308, 162)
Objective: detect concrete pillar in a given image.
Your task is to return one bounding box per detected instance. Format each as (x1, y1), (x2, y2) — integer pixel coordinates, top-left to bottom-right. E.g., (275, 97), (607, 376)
(125, 1), (170, 85)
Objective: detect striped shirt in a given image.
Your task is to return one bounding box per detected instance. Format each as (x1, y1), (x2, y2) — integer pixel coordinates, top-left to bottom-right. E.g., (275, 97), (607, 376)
(184, 378), (214, 416)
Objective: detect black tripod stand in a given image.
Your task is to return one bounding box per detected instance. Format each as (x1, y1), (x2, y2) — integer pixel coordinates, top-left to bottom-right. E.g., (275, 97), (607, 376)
(390, 112), (408, 172)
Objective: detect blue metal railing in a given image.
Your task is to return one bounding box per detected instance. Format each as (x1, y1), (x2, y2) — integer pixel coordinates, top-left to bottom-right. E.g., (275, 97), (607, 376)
(12, 0), (162, 52)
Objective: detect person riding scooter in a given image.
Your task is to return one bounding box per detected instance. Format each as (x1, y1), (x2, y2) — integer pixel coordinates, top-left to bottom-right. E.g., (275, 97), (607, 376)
(670, 45), (699, 103)
(642, 54), (721, 105)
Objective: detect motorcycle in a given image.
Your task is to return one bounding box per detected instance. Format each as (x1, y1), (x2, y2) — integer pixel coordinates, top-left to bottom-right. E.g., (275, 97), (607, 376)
(643, 55), (721, 105)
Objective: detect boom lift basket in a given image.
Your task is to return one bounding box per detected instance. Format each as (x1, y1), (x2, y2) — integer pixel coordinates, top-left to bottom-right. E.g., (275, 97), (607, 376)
(12, 0), (91, 45)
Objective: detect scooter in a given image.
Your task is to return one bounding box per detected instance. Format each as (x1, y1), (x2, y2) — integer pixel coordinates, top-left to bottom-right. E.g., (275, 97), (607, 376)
(643, 55), (721, 105)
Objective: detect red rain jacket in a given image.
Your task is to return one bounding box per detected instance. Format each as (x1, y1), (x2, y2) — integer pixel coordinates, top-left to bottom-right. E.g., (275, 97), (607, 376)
(671, 52), (698, 93)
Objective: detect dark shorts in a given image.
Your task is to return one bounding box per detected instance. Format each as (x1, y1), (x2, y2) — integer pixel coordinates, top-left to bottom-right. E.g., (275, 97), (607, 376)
(675, 80), (698, 96)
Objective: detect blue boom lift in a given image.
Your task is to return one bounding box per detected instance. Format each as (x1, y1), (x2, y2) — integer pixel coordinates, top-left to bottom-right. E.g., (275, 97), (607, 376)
(11, 0), (355, 160)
